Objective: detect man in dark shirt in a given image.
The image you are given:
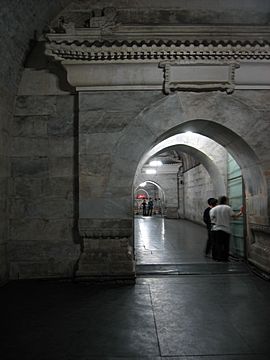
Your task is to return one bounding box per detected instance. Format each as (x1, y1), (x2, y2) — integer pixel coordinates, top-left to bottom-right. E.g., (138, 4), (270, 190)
(203, 197), (218, 256)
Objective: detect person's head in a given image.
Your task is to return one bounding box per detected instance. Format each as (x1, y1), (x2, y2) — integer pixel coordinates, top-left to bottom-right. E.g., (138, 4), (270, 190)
(218, 196), (228, 205)
(207, 198), (218, 207)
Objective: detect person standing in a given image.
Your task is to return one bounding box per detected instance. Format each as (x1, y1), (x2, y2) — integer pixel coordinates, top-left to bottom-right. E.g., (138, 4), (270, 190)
(141, 199), (147, 216)
(147, 198), (153, 216)
(203, 197), (218, 256)
(210, 196), (243, 262)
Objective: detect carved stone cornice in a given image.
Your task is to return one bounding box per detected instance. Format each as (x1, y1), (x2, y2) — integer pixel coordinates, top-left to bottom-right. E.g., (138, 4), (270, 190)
(44, 20), (270, 92)
(46, 38), (270, 63)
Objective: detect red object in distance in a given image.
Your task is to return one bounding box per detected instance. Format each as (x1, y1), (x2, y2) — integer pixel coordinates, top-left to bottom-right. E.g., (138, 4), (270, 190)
(136, 194), (146, 199)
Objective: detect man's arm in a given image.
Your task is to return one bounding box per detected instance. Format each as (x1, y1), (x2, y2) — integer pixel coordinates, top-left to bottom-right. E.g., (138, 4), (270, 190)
(231, 205), (244, 219)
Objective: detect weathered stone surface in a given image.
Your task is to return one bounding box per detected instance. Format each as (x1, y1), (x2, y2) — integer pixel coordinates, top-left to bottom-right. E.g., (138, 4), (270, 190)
(11, 157), (48, 177)
(0, 243), (8, 284)
(15, 96), (56, 116)
(47, 95), (75, 136)
(41, 178), (74, 199)
(12, 116), (48, 137)
(10, 177), (74, 199)
(18, 69), (71, 96)
(184, 165), (213, 223)
(79, 154), (111, 176)
(79, 218), (132, 237)
(79, 91), (162, 112)
(49, 157), (74, 177)
(79, 133), (120, 155)
(48, 137), (74, 157)
(79, 196), (133, 218)
(9, 219), (74, 241)
(8, 240), (80, 279)
(9, 198), (73, 219)
(0, 156), (9, 179)
(77, 237), (134, 278)
(9, 177), (43, 198)
(80, 175), (107, 198)
(10, 137), (49, 157)
(79, 111), (136, 133)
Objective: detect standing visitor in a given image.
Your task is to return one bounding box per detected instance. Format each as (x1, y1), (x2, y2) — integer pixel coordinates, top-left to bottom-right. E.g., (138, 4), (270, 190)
(141, 199), (147, 216)
(210, 196), (243, 262)
(203, 197), (218, 256)
(147, 198), (153, 216)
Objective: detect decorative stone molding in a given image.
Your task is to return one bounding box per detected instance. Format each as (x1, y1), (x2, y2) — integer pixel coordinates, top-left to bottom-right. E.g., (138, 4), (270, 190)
(45, 20), (270, 92)
(46, 38), (270, 63)
(159, 62), (239, 94)
(79, 218), (132, 240)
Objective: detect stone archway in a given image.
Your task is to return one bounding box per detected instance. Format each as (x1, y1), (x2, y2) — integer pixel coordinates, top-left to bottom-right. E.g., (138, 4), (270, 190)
(107, 92), (269, 273)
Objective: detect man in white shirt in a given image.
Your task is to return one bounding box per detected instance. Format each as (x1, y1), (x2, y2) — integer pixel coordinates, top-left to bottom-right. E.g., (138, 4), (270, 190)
(210, 196), (243, 261)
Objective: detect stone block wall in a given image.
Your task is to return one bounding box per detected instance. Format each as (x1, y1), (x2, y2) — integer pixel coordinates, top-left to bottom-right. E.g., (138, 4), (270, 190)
(182, 165), (214, 223)
(9, 85), (80, 279)
(0, 0), (70, 282)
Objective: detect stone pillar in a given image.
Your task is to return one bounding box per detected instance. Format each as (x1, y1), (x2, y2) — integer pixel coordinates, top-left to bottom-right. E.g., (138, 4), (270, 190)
(76, 91), (135, 281)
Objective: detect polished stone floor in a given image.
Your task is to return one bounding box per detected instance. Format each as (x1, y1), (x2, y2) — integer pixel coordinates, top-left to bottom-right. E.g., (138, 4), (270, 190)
(1, 218), (270, 360)
(135, 217), (248, 275)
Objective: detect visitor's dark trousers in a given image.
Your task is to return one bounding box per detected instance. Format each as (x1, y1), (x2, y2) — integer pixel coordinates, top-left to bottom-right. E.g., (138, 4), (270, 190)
(147, 208), (153, 216)
(212, 230), (230, 261)
(205, 228), (213, 255)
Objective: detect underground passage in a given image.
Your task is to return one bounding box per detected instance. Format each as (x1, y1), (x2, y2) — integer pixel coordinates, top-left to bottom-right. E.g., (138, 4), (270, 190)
(1, 1), (270, 359)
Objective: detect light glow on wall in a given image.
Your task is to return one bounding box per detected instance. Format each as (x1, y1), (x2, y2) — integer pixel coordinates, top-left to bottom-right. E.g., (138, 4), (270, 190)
(149, 160), (163, 167)
(145, 169), (157, 174)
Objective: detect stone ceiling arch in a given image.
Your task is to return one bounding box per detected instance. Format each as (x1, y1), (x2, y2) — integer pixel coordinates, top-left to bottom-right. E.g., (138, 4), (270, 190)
(155, 144), (226, 196)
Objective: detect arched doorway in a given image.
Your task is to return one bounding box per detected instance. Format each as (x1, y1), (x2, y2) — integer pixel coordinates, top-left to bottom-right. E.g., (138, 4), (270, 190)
(133, 130), (247, 267)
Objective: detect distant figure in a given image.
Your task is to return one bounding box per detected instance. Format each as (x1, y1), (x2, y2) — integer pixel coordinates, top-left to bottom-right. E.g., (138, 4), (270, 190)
(147, 198), (153, 216)
(141, 199), (147, 216)
(210, 196), (243, 262)
(203, 197), (218, 256)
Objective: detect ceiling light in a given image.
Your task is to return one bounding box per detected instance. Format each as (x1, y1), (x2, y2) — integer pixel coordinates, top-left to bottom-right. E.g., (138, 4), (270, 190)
(139, 182), (147, 187)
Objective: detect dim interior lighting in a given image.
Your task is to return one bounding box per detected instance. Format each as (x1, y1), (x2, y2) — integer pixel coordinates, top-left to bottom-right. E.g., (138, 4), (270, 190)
(149, 160), (163, 167)
(146, 169), (157, 174)
(139, 182), (147, 187)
